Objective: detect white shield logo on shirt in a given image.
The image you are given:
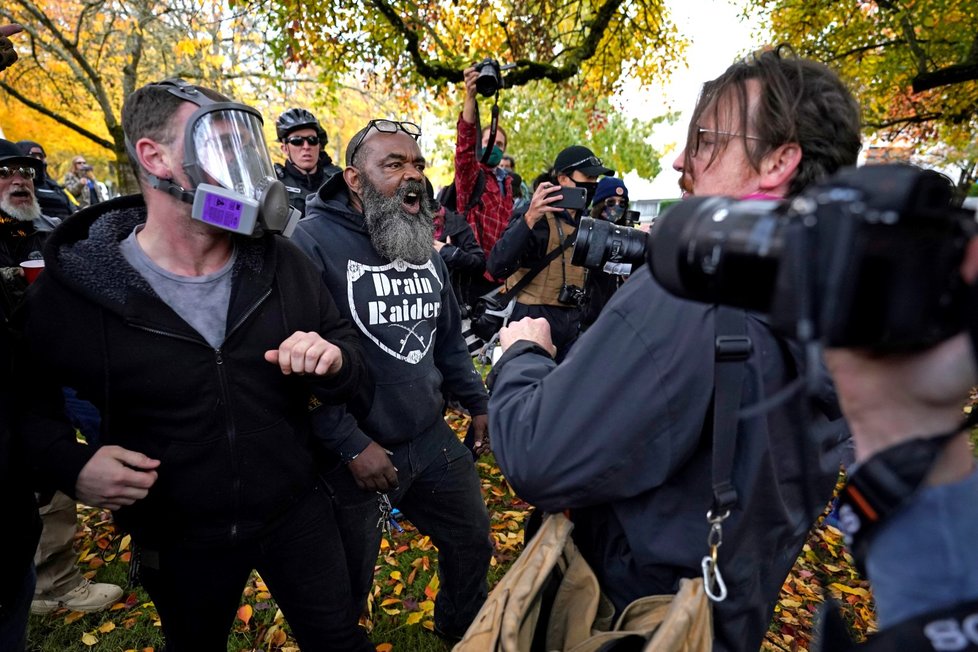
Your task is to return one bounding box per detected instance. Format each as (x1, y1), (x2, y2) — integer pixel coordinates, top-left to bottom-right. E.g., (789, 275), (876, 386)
(346, 258), (442, 364)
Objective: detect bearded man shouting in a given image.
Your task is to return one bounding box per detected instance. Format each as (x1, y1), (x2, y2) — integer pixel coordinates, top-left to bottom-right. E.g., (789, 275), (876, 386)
(293, 119), (491, 643)
(0, 139), (60, 315)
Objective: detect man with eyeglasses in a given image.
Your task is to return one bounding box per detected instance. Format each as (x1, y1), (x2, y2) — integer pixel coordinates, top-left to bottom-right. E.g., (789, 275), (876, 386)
(293, 118), (492, 643)
(0, 140), (62, 314)
(16, 141), (76, 220)
(486, 144), (614, 362)
(486, 48), (860, 652)
(274, 108), (342, 217)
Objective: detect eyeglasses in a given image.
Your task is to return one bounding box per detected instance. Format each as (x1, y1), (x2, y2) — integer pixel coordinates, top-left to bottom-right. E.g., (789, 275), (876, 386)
(0, 166), (37, 180)
(28, 151), (45, 160)
(347, 120), (422, 166)
(561, 155), (603, 173)
(74, 160), (87, 166)
(286, 135), (321, 147)
(604, 198), (627, 207)
(692, 128), (766, 155)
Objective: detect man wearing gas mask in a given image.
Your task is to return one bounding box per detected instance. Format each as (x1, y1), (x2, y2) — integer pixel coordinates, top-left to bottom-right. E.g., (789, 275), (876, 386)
(20, 79), (373, 651)
(486, 145), (613, 362)
(486, 49), (858, 651)
(292, 119), (492, 642)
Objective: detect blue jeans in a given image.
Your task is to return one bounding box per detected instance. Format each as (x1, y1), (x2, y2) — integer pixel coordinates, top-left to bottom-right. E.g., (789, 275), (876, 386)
(867, 466), (978, 627)
(139, 487), (372, 652)
(0, 563), (35, 652)
(323, 418), (492, 636)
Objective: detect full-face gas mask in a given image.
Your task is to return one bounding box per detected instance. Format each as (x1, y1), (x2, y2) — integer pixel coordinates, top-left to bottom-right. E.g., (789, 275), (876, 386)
(127, 79), (299, 237)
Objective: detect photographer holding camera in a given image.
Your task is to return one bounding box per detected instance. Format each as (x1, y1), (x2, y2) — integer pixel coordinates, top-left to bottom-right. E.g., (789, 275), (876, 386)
(486, 145), (614, 361)
(454, 62), (514, 293)
(486, 48), (859, 651)
(63, 155), (107, 209)
(579, 176), (635, 330)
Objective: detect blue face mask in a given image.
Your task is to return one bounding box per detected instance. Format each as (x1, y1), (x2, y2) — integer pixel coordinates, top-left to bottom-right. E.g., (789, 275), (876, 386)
(485, 145), (504, 168)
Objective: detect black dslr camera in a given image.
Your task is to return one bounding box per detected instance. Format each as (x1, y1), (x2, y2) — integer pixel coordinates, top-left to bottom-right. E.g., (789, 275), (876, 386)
(557, 283), (586, 307)
(573, 164), (976, 351)
(473, 58), (515, 97)
(572, 217), (648, 270)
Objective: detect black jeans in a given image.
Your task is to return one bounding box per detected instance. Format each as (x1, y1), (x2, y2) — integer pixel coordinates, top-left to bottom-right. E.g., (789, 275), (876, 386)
(139, 487), (372, 652)
(323, 418), (492, 636)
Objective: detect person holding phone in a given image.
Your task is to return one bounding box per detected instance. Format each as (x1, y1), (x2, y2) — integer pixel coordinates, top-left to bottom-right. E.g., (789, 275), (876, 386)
(486, 145), (613, 362)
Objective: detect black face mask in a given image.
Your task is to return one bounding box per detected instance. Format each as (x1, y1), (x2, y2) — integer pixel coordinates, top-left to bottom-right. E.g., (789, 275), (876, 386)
(572, 179), (598, 207)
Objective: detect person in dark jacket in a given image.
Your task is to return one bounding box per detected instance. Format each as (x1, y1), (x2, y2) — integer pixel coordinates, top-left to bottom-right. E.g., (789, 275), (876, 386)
(488, 48), (861, 652)
(0, 138), (124, 616)
(16, 141), (76, 220)
(0, 138), (60, 316)
(427, 177), (485, 310)
(487, 145), (613, 362)
(579, 176), (634, 331)
(0, 25), (37, 651)
(274, 108), (342, 217)
(22, 80), (373, 651)
(293, 119), (492, 642)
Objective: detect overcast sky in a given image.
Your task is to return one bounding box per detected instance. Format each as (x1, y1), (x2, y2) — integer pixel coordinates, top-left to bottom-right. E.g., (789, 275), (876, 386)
(621, 0), (762, 200)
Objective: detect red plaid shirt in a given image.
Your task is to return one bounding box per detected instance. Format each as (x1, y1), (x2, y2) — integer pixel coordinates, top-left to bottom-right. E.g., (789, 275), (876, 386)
(455, 115), (513, 281)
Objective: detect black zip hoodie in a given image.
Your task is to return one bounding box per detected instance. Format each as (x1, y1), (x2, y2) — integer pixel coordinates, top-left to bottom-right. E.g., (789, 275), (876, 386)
(292, 175), (488, 451)
(23, 194), (367, 548)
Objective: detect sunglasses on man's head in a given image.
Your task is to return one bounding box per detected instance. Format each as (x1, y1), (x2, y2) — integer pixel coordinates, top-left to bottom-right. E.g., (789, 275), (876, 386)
(347, 119), (422, 166)
(286, 135), (321, 147)
(0, 166), (37, 180)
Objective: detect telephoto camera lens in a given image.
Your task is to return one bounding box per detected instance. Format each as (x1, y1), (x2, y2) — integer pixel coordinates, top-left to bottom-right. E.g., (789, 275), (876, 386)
(648, 196), (785, 313)
(571, 217), (649, 270)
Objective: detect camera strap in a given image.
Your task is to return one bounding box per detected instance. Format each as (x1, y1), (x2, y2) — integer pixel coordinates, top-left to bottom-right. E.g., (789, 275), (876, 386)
(835, 416), (974, 574)
(474, 96), (500, 167)
(702, 306), (752, 602)
(500, 226), (578, 300)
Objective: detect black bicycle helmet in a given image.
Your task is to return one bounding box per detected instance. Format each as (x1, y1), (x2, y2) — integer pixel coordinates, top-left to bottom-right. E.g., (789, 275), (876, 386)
(276, 108), (327, 143)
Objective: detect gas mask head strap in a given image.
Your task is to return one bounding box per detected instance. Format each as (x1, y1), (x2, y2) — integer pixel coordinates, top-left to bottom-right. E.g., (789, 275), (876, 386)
(126, 79), (263, 206)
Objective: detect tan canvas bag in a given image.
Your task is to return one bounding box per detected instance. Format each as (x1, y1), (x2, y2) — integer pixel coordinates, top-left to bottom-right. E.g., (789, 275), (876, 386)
(455, 513), (713, 652)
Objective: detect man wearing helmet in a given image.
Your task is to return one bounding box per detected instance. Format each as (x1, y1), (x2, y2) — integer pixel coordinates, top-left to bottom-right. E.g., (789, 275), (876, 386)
(275, 108), (342, 217)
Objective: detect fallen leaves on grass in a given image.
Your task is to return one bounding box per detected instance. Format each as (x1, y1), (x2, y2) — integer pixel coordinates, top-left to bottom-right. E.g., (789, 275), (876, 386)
(35, 409), (878, 651)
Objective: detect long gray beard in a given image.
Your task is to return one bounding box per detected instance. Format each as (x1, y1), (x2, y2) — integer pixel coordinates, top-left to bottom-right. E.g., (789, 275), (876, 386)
(1, 194), (41, 223)
(360, 177), (435, 265)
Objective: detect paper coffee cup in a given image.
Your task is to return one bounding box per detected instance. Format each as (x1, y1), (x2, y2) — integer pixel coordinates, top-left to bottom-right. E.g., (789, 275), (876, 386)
(20, 259), (44, 284)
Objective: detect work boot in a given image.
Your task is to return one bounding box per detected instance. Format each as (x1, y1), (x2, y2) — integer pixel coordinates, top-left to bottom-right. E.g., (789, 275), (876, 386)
(31, 579), (123, 614)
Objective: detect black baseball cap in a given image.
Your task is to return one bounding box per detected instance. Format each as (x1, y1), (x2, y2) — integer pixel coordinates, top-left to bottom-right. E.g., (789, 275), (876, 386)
(553, 145), (614, 177)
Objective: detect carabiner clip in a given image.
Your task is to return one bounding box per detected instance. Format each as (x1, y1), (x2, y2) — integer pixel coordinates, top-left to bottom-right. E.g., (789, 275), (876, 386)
(701, 554), (728, 602)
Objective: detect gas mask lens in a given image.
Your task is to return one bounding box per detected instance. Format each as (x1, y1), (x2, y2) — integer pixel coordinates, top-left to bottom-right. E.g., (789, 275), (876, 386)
(192, 109), (274, 199)
(188, 108), (297, 237)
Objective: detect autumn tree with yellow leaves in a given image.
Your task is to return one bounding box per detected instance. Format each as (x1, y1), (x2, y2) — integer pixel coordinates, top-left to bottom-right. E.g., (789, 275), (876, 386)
(0, 0), (268, 192)
(748, 0), (978, 192)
